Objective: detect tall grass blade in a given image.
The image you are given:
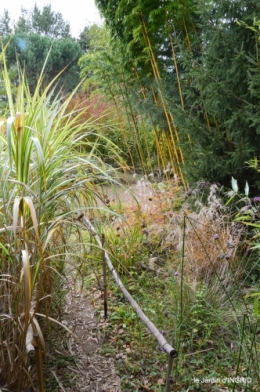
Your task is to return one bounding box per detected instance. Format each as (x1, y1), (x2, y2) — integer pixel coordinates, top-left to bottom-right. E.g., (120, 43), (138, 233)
(22, 250), (32, 326)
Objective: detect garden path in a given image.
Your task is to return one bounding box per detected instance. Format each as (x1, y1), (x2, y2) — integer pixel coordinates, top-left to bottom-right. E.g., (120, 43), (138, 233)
(60, 176), (157, 391)
(62, 285), (121, 392)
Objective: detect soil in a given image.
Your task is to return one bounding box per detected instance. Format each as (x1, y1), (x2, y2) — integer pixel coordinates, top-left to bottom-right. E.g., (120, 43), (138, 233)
(60, 286), (121, 392)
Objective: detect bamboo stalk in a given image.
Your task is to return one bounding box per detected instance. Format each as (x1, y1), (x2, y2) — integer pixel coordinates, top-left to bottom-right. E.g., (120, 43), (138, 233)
(133, 67), (159, 173)
(182, 15), (192, 52)
(175, 12), (213, 134)
(121, 78), (146, 171)
(139, 13), (187, 186)
(83, 217), (177, 358)
(167, 31), (194, 145)
(169, 113), (185, 166)
(111, 66), (146, 170)
(166, 17), (184, 109)
(106, 79), (136, 171)
(155, 130), (166, 176)
(151, 90), (169, 176)
(164, 131), (177, 176)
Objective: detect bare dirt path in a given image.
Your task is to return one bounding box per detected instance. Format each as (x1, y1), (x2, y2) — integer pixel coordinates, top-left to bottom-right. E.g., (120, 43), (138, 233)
(63, 286), (121, 392)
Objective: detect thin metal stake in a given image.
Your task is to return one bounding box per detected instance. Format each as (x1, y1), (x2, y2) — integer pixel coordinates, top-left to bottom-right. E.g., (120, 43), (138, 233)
(165, 337), (176, 392)
(102, 234), (108, 318)
(165, 354), (174, 392)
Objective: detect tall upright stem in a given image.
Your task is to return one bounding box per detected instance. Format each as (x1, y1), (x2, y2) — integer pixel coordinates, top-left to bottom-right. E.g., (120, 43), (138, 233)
(139, 12), (187, 187)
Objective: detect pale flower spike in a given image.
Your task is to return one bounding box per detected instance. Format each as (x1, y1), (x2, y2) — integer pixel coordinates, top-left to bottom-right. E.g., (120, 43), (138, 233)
(231, 176), (238, 193)
(245, 181), (249, 196)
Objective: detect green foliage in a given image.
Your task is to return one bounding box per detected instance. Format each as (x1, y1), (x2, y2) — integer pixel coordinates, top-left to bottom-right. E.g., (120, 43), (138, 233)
(0, 5), (81, 95)
(87, 178), (260, 390)
(78, 24), (156, 170)
(92, 0), (260, 188)
(228, 162), (260, 283)
(78, 24), (97, 51)
(0, 50), (120, 390)
(0, 9), (12, 36)
(174, 0), (260, 188)
(96, 0), (195, 62)
(14, 4), (71, 38)
(2, 33), (82, 93)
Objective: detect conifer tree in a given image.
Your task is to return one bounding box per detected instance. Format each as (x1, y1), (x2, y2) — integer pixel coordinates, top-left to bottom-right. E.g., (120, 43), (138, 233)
(175, 0), (260, 188)
(95, 0), (260, 189)
(0, 10), (12, 37)
(0, 5), (81, 94)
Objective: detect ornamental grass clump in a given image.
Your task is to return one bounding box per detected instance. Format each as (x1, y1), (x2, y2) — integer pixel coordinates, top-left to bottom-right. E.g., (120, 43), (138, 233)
(164, 187), (259, 389)
(0, 50), (119, 390)
(180, 183), (246, 279)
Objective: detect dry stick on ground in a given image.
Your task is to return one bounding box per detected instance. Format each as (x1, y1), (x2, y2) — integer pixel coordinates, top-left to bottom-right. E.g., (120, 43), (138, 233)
(82, 217), (177, 358)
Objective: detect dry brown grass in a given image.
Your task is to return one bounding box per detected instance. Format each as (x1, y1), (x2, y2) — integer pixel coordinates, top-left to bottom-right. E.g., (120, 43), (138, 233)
(107, 180), (246, 283)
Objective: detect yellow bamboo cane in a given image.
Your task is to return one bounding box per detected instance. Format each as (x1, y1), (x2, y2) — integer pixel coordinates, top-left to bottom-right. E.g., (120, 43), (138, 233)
(139, 13), (187, 187)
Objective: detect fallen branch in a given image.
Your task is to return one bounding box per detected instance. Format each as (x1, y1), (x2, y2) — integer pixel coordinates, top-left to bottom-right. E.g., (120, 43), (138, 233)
(83, 217), (177, 358)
